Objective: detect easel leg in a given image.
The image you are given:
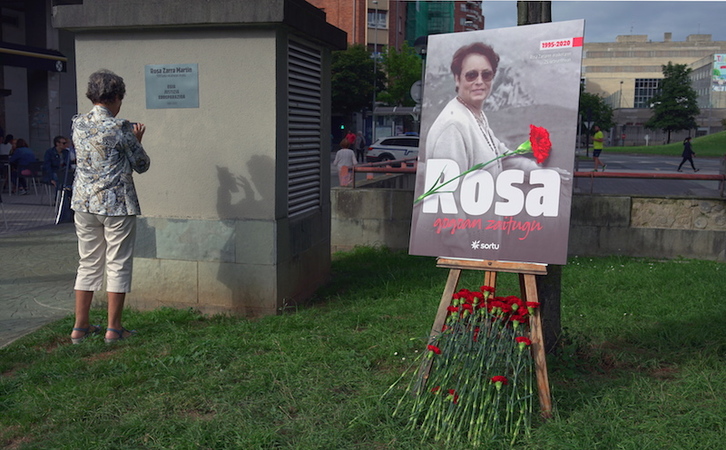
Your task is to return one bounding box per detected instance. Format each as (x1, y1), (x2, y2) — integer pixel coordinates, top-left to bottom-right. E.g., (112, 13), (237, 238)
(520, 273), (553, 418)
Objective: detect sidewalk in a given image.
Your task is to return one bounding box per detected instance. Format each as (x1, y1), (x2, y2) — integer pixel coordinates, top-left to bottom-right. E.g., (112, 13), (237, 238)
(0, 190), (78, 348)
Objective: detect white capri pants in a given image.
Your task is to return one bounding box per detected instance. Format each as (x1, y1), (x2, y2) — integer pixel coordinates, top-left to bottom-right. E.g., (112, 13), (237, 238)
(74, 211), (137, 293)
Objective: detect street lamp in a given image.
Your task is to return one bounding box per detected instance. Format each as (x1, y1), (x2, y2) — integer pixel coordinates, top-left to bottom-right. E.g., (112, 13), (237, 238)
(372, 0), (378, 142)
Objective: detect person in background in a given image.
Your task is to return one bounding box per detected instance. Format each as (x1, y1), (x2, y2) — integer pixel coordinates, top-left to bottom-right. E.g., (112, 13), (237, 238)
(354, 131), (367, 163)
(42, 135), (71, 187)
(8, 138), (36, 194)
(0, 133), (13, 157)
(0, 133), (12, 192)
(677, 136), (699, 172)
(592, 125), (606, 171)
(332, 138), (357, 187)
(69, 69), (150, 345)
(345, 129), (356, 149)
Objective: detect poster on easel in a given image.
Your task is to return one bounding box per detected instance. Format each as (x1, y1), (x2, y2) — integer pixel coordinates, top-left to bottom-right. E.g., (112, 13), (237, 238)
(409, 20), (585, 265)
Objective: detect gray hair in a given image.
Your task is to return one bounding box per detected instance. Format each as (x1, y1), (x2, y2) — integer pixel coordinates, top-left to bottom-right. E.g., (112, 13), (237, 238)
(85, 69), (126, 104)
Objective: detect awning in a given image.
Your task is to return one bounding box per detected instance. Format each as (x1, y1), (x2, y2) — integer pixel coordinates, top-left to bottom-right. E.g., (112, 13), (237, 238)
(0, 42), (67, 72)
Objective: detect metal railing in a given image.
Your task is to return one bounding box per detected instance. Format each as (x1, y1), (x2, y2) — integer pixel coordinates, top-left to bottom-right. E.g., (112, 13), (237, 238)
(349, 157), (417, 188)
(348, 158), (726, 197)
(574, 171), (726, 196)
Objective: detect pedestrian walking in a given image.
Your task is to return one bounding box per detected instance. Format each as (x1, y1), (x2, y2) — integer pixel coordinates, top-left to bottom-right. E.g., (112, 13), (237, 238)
(354, 131), (366, 163)
(677, 136), (699, 172)
(592, 125), (606, 171)
(333, 138), (356, 186)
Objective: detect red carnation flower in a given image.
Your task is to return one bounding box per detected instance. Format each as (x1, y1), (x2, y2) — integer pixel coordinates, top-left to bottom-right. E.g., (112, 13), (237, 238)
(529, 124), (551, 164)
(515, 336), (532, 346)
(427, 344), (442, 355)
(490, 375), (508, 385)
(447, 389), (459, 404)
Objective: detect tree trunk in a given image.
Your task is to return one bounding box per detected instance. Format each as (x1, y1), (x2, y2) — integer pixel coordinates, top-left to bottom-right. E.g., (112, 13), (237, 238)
(517, 1), (561, 354)
(517, 1), (552, 25)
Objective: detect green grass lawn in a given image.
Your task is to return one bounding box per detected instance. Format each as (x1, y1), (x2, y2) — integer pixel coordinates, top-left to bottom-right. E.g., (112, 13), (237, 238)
(1, 248), (725, 449)
(591, 130), (726, 158)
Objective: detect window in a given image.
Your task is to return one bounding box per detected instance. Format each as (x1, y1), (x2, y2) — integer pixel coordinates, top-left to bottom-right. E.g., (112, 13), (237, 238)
(634, 78), (661, 108)
(368, 9), (387, 29)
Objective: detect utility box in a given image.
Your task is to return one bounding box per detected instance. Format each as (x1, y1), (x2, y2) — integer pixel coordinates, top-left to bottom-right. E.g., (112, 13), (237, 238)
(53, 0), (346, 316)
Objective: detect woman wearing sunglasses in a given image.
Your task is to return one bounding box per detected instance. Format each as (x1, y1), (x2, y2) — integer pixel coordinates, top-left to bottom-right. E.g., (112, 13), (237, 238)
(425, 42), (534, 174)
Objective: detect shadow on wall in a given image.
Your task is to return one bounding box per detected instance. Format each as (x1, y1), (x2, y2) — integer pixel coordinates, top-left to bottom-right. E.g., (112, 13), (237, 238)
(215, 154), (274, 220)
(214, 155), (275, 313)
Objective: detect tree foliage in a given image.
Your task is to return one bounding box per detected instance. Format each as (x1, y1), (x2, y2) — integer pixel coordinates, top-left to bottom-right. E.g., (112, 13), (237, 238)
(578, 90), (615, 133)
(331, 44), (385, 115)
(377, 42), (422, 107)
(645, 62), (700, 143)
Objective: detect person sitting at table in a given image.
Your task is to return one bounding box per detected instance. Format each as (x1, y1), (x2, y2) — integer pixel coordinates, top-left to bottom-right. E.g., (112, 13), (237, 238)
(9, 139), (36, 195)
(0, 134), (12, 192)
(42, 135), (71, 187)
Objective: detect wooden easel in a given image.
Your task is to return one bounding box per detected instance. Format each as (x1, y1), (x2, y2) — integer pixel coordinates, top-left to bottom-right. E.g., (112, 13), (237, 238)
(421, 258), (553, 418)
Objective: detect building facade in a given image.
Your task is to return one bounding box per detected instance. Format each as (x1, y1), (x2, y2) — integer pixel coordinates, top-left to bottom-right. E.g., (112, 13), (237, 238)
(582, 33), (726, 145)
(307, 0), (483, 54)
(1, 0), (77, 157)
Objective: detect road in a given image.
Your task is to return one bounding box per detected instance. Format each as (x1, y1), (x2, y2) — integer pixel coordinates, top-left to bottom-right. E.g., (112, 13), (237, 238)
(332, 151), (725, 196)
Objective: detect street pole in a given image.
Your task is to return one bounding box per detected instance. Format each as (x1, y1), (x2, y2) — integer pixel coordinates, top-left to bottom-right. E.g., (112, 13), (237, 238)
(372, 0), (378, 143)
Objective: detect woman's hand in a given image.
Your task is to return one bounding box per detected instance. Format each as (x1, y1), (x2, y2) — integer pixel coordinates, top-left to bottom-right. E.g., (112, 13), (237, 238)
(132, 123), (146, 143)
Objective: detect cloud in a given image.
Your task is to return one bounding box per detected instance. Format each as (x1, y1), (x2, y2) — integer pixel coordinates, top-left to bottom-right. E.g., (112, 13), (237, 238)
(483, 1), (726, 43)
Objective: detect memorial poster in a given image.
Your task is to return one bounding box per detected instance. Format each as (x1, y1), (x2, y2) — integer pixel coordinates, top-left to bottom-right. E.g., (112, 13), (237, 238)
(409, 20), (585, 265)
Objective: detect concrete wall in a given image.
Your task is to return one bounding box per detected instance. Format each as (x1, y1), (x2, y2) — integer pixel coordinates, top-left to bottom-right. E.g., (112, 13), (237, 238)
(331, 186), (726, 262)
(572, 196), (726, 261)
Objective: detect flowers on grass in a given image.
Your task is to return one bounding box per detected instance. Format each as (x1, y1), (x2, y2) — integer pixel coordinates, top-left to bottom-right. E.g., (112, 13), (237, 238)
(414, 124), (553, 203)
(515, 336), (532, 352)
(491, 375), (509, 391)
(390, 285), (539, 446)
(427, 344), (442, 356)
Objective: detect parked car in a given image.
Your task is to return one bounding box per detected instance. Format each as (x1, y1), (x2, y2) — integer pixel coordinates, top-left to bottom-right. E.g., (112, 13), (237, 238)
(365, 135), (419, 163)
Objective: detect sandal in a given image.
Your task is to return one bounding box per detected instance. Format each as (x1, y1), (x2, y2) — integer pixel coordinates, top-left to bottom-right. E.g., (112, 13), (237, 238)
(105, 327), (137, 343)
(71, 325), (102, 344)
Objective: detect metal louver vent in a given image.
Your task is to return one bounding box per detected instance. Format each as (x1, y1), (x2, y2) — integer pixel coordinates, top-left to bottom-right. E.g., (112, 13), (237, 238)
(288, 40), (322, 217)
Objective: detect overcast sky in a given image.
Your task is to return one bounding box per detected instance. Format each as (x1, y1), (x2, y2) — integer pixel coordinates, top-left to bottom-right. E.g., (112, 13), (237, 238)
(481, 1), (726, 43)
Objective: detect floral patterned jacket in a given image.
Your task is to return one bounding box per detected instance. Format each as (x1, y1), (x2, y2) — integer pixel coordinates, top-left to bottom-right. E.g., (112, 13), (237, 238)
(71, 105), (150, 216)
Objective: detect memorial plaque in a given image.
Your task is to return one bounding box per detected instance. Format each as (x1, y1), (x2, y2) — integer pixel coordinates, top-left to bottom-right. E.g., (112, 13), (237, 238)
(145, 63), (199, 109)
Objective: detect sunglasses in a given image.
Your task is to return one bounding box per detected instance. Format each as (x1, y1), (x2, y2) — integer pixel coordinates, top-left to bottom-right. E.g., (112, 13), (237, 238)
(463, 69), (495, 82)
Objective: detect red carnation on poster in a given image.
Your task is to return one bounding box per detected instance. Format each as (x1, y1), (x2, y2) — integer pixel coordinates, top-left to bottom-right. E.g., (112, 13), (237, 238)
(528, 124), (551, 164)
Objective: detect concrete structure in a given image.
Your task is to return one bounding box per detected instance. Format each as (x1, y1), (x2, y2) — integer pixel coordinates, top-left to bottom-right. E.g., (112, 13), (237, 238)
(582, 33), (726, 146)
(1, 0), (77, 157)
(53, 0), (346, 316)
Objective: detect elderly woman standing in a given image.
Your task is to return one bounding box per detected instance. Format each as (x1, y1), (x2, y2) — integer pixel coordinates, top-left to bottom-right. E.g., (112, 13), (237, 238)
(69, 69), (150, 344)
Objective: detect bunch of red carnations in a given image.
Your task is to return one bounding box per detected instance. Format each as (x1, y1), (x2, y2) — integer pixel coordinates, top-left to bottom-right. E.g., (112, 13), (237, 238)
(388, 285), (539, 446)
